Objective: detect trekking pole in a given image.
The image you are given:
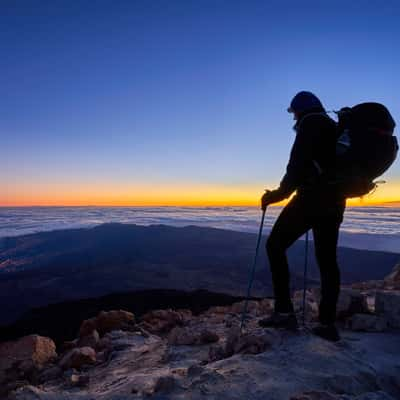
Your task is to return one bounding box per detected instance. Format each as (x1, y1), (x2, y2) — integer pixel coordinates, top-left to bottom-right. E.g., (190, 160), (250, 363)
(302, 230), (309, 326)
(240, 207), (267, 331)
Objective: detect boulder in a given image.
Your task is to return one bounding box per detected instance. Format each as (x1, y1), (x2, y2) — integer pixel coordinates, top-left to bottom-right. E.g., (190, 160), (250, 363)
(0, 335), (57, 383)
(347, 313), (388, 332)
(79, 310), (135, 337)
(141, 309), (183, 334)
(375, 291), (400, 328)
(59, 347), (96, 370)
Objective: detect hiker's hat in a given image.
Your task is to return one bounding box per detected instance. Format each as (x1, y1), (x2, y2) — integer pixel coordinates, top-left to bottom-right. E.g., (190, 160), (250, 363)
(287, 91), (324, 113)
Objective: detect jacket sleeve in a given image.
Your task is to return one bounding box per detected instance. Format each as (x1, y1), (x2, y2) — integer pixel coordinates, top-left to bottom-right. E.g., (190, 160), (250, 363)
(277, 120), (315, 198)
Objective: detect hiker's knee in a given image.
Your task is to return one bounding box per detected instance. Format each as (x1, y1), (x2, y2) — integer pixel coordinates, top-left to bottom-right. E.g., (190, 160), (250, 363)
(266, 234), (284, 257)
(315, 246), (338, 270)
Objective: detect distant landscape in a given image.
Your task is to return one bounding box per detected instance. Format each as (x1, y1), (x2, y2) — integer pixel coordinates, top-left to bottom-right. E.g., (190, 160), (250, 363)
(1, 223), (398, 329)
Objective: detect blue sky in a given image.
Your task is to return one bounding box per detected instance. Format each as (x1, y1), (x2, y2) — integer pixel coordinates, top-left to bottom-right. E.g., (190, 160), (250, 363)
(1, 0), (399, 205)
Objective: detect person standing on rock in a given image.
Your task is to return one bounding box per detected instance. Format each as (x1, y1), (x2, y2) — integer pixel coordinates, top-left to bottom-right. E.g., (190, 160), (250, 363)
(260, 91), (345, 342)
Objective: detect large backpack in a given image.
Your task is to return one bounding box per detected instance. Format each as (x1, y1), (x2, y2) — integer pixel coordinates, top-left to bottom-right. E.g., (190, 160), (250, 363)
(329, 102), (398, 198)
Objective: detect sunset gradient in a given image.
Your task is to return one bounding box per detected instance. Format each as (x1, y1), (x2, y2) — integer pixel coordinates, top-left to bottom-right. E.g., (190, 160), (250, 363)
(1, 1), (399, 207)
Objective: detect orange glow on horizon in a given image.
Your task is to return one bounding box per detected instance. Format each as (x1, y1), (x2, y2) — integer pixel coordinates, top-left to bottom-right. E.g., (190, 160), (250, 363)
(2, 181), (399, 207)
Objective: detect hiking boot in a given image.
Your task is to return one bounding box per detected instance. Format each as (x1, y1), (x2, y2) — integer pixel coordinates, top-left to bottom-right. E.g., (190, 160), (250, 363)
(312, 324), (340, 342)
(258, 312), (298, 330)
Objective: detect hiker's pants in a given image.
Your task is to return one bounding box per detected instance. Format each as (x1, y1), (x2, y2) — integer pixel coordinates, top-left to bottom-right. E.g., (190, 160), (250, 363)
(266, 195), (345, 325)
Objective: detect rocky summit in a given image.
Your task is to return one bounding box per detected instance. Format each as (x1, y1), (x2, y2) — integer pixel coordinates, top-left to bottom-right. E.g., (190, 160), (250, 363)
(1, 265), (400, 400)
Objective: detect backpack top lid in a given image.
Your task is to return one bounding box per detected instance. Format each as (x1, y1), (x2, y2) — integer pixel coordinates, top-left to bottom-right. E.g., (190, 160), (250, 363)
(350, 102), (396, 135)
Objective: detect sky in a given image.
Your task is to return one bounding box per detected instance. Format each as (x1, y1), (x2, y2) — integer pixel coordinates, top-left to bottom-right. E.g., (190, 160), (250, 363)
(1, 0), (399, 206)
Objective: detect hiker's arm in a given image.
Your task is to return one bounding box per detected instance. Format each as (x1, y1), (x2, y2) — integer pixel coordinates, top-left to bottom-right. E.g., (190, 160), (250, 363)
(262, 126), (314, 207)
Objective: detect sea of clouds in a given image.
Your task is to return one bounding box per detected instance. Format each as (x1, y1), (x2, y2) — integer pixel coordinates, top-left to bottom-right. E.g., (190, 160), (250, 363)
(0, 206), (399, 253)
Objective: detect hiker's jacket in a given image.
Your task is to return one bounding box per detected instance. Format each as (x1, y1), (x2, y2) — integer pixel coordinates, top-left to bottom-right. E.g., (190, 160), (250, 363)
(278, 108), (340, 201)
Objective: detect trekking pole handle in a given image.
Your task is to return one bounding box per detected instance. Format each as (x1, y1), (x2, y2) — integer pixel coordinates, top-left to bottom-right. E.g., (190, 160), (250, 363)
(261, 189), (271, 211)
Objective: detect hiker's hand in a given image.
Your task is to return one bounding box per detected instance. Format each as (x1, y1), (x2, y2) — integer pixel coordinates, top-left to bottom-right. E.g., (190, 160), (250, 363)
(261, 190), (272, 211)
(261, 189), (285, 209)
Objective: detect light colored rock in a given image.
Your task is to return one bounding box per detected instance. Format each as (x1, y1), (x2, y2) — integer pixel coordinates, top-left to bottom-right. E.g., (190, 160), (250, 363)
(7, 321), (400, 400)
(348, 314), (388, 332)
(59, 347), (96, 370)
(375, 291), (400, 328)
(0, 335), (57, 383)
(293, 289), (320, 321)
(79, 310), (135, 337)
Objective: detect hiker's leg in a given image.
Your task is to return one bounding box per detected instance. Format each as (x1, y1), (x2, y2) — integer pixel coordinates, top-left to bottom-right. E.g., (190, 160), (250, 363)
(312, 208), (344, 325)
(266, 197), (312, 313)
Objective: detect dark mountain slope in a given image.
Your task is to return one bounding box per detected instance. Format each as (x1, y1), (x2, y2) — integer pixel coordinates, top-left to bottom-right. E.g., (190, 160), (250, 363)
(0, 224), (398, 325)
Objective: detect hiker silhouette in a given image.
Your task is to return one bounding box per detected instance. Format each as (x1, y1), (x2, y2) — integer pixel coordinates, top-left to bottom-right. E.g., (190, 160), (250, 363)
(260, 91), (345, 342)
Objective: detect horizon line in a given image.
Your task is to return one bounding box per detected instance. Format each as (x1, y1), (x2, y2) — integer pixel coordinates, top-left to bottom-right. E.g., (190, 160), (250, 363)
(1, 201), (399, 208)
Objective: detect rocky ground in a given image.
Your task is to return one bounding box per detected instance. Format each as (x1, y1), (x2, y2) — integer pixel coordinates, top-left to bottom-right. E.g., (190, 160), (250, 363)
(1, 264), (400, 400)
